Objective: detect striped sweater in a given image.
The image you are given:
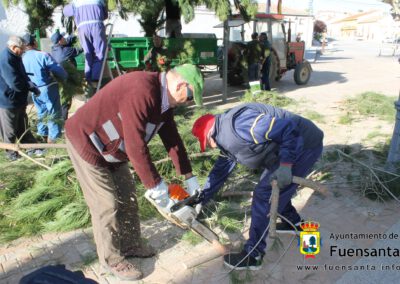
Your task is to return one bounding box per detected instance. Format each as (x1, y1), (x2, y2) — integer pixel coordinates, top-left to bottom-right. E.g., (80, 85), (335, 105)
(65, 71), (192, 188)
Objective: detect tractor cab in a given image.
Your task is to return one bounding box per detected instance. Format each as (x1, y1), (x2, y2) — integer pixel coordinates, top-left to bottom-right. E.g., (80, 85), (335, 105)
(218, 13), (311, 86)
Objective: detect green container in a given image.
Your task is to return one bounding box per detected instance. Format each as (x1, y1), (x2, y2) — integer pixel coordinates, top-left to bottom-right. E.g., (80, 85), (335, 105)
(76, 37), (152, 71)
(163, 36), (218, 66)
(75, 35), (218, 71)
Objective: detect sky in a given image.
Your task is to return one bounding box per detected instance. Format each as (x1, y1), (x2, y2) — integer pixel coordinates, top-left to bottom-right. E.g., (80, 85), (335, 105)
(259, 0), (392, 13)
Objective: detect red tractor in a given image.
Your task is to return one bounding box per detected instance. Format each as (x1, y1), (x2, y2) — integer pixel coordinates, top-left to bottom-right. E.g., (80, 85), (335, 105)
(221, 13), (312, 86)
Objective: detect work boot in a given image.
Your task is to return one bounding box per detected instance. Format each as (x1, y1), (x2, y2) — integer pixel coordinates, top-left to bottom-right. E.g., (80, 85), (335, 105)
(276, 219), (304, 235)
(223, 250), (263, 271)
(6, 151), (21, 161)
(122, 243), (156, 258)
(106, 259), (142, 281)
(26, 149), (46, 157)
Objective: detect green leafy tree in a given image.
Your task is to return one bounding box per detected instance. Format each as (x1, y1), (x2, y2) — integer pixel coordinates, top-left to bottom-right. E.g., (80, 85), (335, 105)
(110, 0), (258, 36)
(3, 0), (64, 36)
(3, 0), (257, 38)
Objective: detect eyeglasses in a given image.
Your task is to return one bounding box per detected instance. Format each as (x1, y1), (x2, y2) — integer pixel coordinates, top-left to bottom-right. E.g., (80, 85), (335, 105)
(186, 85), (193, 101)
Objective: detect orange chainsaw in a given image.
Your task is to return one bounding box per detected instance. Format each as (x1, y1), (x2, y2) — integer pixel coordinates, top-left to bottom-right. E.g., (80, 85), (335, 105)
(144, 184), (227, 268)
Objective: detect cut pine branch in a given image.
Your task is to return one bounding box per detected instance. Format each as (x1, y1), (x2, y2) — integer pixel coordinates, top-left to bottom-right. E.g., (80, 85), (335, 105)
(0, 142), (67, 150)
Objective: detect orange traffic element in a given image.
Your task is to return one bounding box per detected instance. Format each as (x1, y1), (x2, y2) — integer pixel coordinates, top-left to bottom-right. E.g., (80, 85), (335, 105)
(168, 184), (189, 201)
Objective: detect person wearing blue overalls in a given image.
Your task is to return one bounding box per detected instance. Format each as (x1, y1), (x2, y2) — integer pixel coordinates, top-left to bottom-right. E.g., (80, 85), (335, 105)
(51, 30), (83, 68)
(51, 31), (83, 120)
(22, 34), (67, 143)
(63, 0), (108, 92)
(192, 103), (324, 270)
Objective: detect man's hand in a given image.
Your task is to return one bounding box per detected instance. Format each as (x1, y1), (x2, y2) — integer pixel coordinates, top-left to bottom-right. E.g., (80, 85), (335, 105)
(271, 164), (293, 188)
(145, 180), (175, 213)
(184, 176), (201, 196)
(28, 81), (40, 96)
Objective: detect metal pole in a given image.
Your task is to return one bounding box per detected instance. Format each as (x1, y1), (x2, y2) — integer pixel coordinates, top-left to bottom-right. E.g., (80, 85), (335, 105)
(97, 23), (114, 93)
(386, 92), (400, 172)
(222, 20), (229, 103)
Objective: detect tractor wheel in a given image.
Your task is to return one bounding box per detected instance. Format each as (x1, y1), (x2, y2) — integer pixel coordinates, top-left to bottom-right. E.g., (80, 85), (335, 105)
(294, 61), (311, 85)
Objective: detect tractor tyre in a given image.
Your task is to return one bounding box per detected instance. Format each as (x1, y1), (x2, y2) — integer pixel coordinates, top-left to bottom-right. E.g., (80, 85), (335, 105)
(294, 61), (311, 85)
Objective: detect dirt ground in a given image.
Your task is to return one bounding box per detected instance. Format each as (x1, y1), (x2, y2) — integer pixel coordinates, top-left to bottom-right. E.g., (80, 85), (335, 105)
(1, 39), (400, 284)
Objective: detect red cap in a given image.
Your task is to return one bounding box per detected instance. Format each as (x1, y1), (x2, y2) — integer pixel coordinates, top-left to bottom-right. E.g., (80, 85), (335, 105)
(192, 114), (215, 152)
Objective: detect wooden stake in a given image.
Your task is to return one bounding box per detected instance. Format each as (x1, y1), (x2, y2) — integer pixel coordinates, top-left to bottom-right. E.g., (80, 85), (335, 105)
(182, 239), (228, 269)
(269, 180), (280, 239)
(0, 142), (66, 151)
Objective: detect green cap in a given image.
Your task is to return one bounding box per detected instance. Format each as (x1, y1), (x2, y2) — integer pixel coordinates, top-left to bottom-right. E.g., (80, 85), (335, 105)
(174, 64), (204, 106)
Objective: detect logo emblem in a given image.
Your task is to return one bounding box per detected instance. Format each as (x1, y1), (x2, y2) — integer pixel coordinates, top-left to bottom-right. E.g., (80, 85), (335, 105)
(299, 221), (320, 259)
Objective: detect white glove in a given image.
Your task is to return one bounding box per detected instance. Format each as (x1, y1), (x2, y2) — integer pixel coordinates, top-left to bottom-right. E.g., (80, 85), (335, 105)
(184, 176), (201, 196)
(145, 180), (175, 213)
(194, 203), (203, 215)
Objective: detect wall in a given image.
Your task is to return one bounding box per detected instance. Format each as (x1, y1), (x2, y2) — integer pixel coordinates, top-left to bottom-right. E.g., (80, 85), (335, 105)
(0, 4), (29, 49)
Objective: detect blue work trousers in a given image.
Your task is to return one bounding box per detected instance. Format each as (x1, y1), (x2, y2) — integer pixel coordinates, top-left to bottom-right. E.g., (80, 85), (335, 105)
(261, 57), (271, 91)
(32, 83), (62, 140)
(78, 23), (107, 82)
(244, 145), (323, 257)
(248, 63), (260, 81)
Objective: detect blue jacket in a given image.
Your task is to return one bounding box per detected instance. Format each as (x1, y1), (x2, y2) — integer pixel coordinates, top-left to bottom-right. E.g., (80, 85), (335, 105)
(51, 36), (83, 67)
(201, 103), (324, 203)
(22, 49), (67, 87)
(0, 48), (31, 109)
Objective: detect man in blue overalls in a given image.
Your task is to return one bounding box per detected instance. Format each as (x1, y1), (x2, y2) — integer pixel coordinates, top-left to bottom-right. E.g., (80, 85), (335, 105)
(51, 31), (83, 120)
(63, 0), (108, 91)
(22, 34), (67, 143)
(51, 30), (83, 68)
(192, 103), (324, 270)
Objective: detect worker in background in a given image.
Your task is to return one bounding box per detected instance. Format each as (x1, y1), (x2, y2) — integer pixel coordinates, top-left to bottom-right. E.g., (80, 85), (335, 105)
(0, 36), (40, 160)
(144, 35), (169, 72)
(51, 30), (84, 120)
(65, 64), (203, 281)
(51, 30), (83, 68)
(63, 0), (108, 94)
(191, 103), (324, 270)
(247, 32), (263, 82)
(259, 32), (272, 91)
(22, 34), (67, 143)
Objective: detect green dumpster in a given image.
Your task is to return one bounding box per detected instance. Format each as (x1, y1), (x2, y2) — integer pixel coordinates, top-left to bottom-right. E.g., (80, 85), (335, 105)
(76, 37), (152, 71)
(75, 34), (218, 71)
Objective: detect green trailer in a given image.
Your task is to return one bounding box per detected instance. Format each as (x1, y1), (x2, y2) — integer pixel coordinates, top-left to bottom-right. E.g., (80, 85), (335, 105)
(75, 34), (219, 71)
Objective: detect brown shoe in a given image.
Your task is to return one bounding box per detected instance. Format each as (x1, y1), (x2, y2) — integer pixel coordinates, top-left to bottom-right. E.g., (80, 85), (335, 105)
(123, 243), (156, 258)
(107, 259), (142, 280)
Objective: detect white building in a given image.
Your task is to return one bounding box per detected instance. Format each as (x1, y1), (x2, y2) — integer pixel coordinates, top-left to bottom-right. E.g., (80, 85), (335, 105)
(0, 3), (29, 49)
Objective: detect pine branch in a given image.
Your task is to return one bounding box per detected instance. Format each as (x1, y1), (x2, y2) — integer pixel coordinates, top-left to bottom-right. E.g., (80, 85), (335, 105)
(336, 149), (400, 204)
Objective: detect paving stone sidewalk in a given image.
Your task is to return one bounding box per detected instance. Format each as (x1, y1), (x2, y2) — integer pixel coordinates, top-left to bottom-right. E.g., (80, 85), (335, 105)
(1, 184), (399, 284)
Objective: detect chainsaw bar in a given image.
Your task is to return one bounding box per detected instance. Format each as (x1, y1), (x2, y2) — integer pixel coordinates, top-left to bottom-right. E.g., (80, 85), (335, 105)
(144, 195), (219, 243)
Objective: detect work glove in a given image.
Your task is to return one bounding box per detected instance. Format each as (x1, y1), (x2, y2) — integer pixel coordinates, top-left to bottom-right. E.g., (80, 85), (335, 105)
(28, 81), (40, 96)
(271, 163), (293, 188)
(184, 176), (201, 196)
(194, 203), (203, 216)
(145, 180), (175, 213)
